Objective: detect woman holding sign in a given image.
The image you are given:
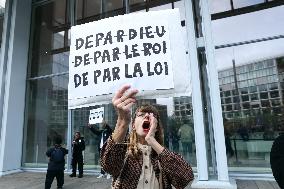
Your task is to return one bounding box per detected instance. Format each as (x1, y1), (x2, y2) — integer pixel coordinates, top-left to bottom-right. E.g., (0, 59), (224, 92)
(100, 85), (194, 189)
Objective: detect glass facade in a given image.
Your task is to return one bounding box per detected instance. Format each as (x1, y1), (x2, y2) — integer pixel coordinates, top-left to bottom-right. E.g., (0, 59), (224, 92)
(23, 0), (70, 167)
(23, 75), (68, 167)
(23, 0), (197, 172)
(10, 0), (282, 182)
(0, 0), (6, 48)
(211, 0), (284, 172)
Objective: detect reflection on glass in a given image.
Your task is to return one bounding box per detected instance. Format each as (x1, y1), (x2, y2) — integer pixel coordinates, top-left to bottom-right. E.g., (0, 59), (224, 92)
(210, 0), (273, 14)
(219, 55), (284, 170)
(71, 104), (117, 169)
(23, 75), (68, 167)
(30, 51), (69, 77)
(130, 0), (145, 5)
(0, 0), (6, 47)
(213, 5), (284, 171)
(30, 0), (69, 77)
(104, 0), (123, 12)
(210, 0), (231, 14)
(76, 0), (101, 22)
(53, 31), (65, 49)
(76, 0), (124, 24)
(72, 97), (197, 170)
(233, 0), (264, 9)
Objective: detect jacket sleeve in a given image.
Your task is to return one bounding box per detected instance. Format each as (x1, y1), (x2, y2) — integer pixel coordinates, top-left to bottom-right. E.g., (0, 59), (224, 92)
(64, 148), (68, 155)
(100, 137), (127, 177)
(80, 139), (85, 151)
(89, 126), (101, 136)
(46, 148), (53, 157)
(158, 148), (194, 189)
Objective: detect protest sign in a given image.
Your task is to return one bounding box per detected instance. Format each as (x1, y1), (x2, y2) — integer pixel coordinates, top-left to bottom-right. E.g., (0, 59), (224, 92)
(89, 107), (104, 125)
(68, 9), (191, 109)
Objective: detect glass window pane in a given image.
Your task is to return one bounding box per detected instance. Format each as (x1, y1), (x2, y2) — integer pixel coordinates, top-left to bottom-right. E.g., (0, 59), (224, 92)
(213, 5), (283, 172)
(71, 97), (197, 168)
(270, 91), (279, 98)
(240, 87), (248, 94)
(23, 75), (68, 167)
(224, 90), (231, 97)
(76, 0), (124, 24)
(249, 86), (257, 93)
(212, 6), (284, 46)
(259, 84), (267, 92)
(130, 0), (145, 4)
(30, 51), (69, 77)
(30, 0), (69, 77)
(233, 96), (240, 103)
(233, 0), (264, 9)
(0, 0), (6, 48)
(232, 89), (239, 95)
(76, 0), (101, 22)
(251, 103), (259, 109)
(268, 83), (278, 90)
(26, 0), (197, 173)
(242, 102), (250, 109)
(210, 0), (231, 14)
(129, 0), (146, 12)
(251, 94), (259, 101)
(271, 99), (280, 106)
(241, 95), (249, 102)
(225, 97), (232, 103)
(72, 104), (116, 168)
(261, 100), (270, 107)
(260, 92), (268, 99)
(105, 0), (124, 12)
(226, 105), (232, 111)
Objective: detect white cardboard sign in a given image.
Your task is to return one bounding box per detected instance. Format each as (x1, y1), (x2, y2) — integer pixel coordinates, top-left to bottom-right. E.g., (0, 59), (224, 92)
(68, 9), (190, 109)
(89, 107), (104, 124)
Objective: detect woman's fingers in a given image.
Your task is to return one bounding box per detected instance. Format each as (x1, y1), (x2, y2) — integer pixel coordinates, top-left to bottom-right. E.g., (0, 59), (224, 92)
(117, 98), (136, 108)
(112, 85), (131, 103)
(119, 89), (138, 103)
(147, 113), (157, 137)
(112, 85), (138, 108)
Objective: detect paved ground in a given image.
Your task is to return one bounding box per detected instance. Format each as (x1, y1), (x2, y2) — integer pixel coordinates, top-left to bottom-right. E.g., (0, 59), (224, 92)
(0, 172), (280, 189)
(0, 172), (111, 189)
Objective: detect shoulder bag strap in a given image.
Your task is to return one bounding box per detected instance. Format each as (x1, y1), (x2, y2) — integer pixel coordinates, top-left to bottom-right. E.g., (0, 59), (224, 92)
(158, 160), (163, 189)
(112, 153), (128, 189)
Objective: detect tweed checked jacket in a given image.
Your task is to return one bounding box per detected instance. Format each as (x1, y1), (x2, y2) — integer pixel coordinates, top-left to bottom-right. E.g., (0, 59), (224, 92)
(101, 137), (194, 189)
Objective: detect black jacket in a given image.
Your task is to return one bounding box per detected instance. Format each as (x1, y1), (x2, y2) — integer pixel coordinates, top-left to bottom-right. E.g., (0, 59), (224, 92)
(72, 137), (85, 158)
(46, 145), (68, 171)
(89, 125), (112, 150)
(270, 134), (284, 189)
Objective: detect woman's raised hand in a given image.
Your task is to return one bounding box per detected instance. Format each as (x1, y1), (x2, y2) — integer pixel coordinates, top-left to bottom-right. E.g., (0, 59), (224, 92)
(112, 85), (138, 124)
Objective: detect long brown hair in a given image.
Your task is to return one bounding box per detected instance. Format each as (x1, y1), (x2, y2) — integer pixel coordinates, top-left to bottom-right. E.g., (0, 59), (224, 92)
(127, 104), (164, 158)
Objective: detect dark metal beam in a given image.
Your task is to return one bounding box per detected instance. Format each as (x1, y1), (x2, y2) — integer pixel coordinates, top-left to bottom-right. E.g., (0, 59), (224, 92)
(212, 0), (284, 20)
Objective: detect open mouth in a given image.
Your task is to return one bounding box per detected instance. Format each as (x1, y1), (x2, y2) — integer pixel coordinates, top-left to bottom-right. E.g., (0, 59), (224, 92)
(142, 121), (150, 132)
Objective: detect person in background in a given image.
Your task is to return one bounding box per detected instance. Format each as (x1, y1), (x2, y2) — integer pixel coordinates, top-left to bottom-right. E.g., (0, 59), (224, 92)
(45, 135), (68, 189)
(101, 85), (194, 189)
(69, 131), (85, 178)
(270, 133), (284, 189)
(178, 120), (194, 160)
(88, 121), (112, 179)
(224, 119), (234, 158)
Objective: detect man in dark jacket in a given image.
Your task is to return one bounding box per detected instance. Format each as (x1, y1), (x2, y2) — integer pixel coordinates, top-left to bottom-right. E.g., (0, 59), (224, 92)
(45, 136), (68, 189)
(88, 121), (112, 179)
(270, 133), (284, 189)
(69, 131), (85, 178)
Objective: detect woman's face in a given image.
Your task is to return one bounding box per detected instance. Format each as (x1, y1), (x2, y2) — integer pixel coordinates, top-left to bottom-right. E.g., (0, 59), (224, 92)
(133, 111), (158, 137)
